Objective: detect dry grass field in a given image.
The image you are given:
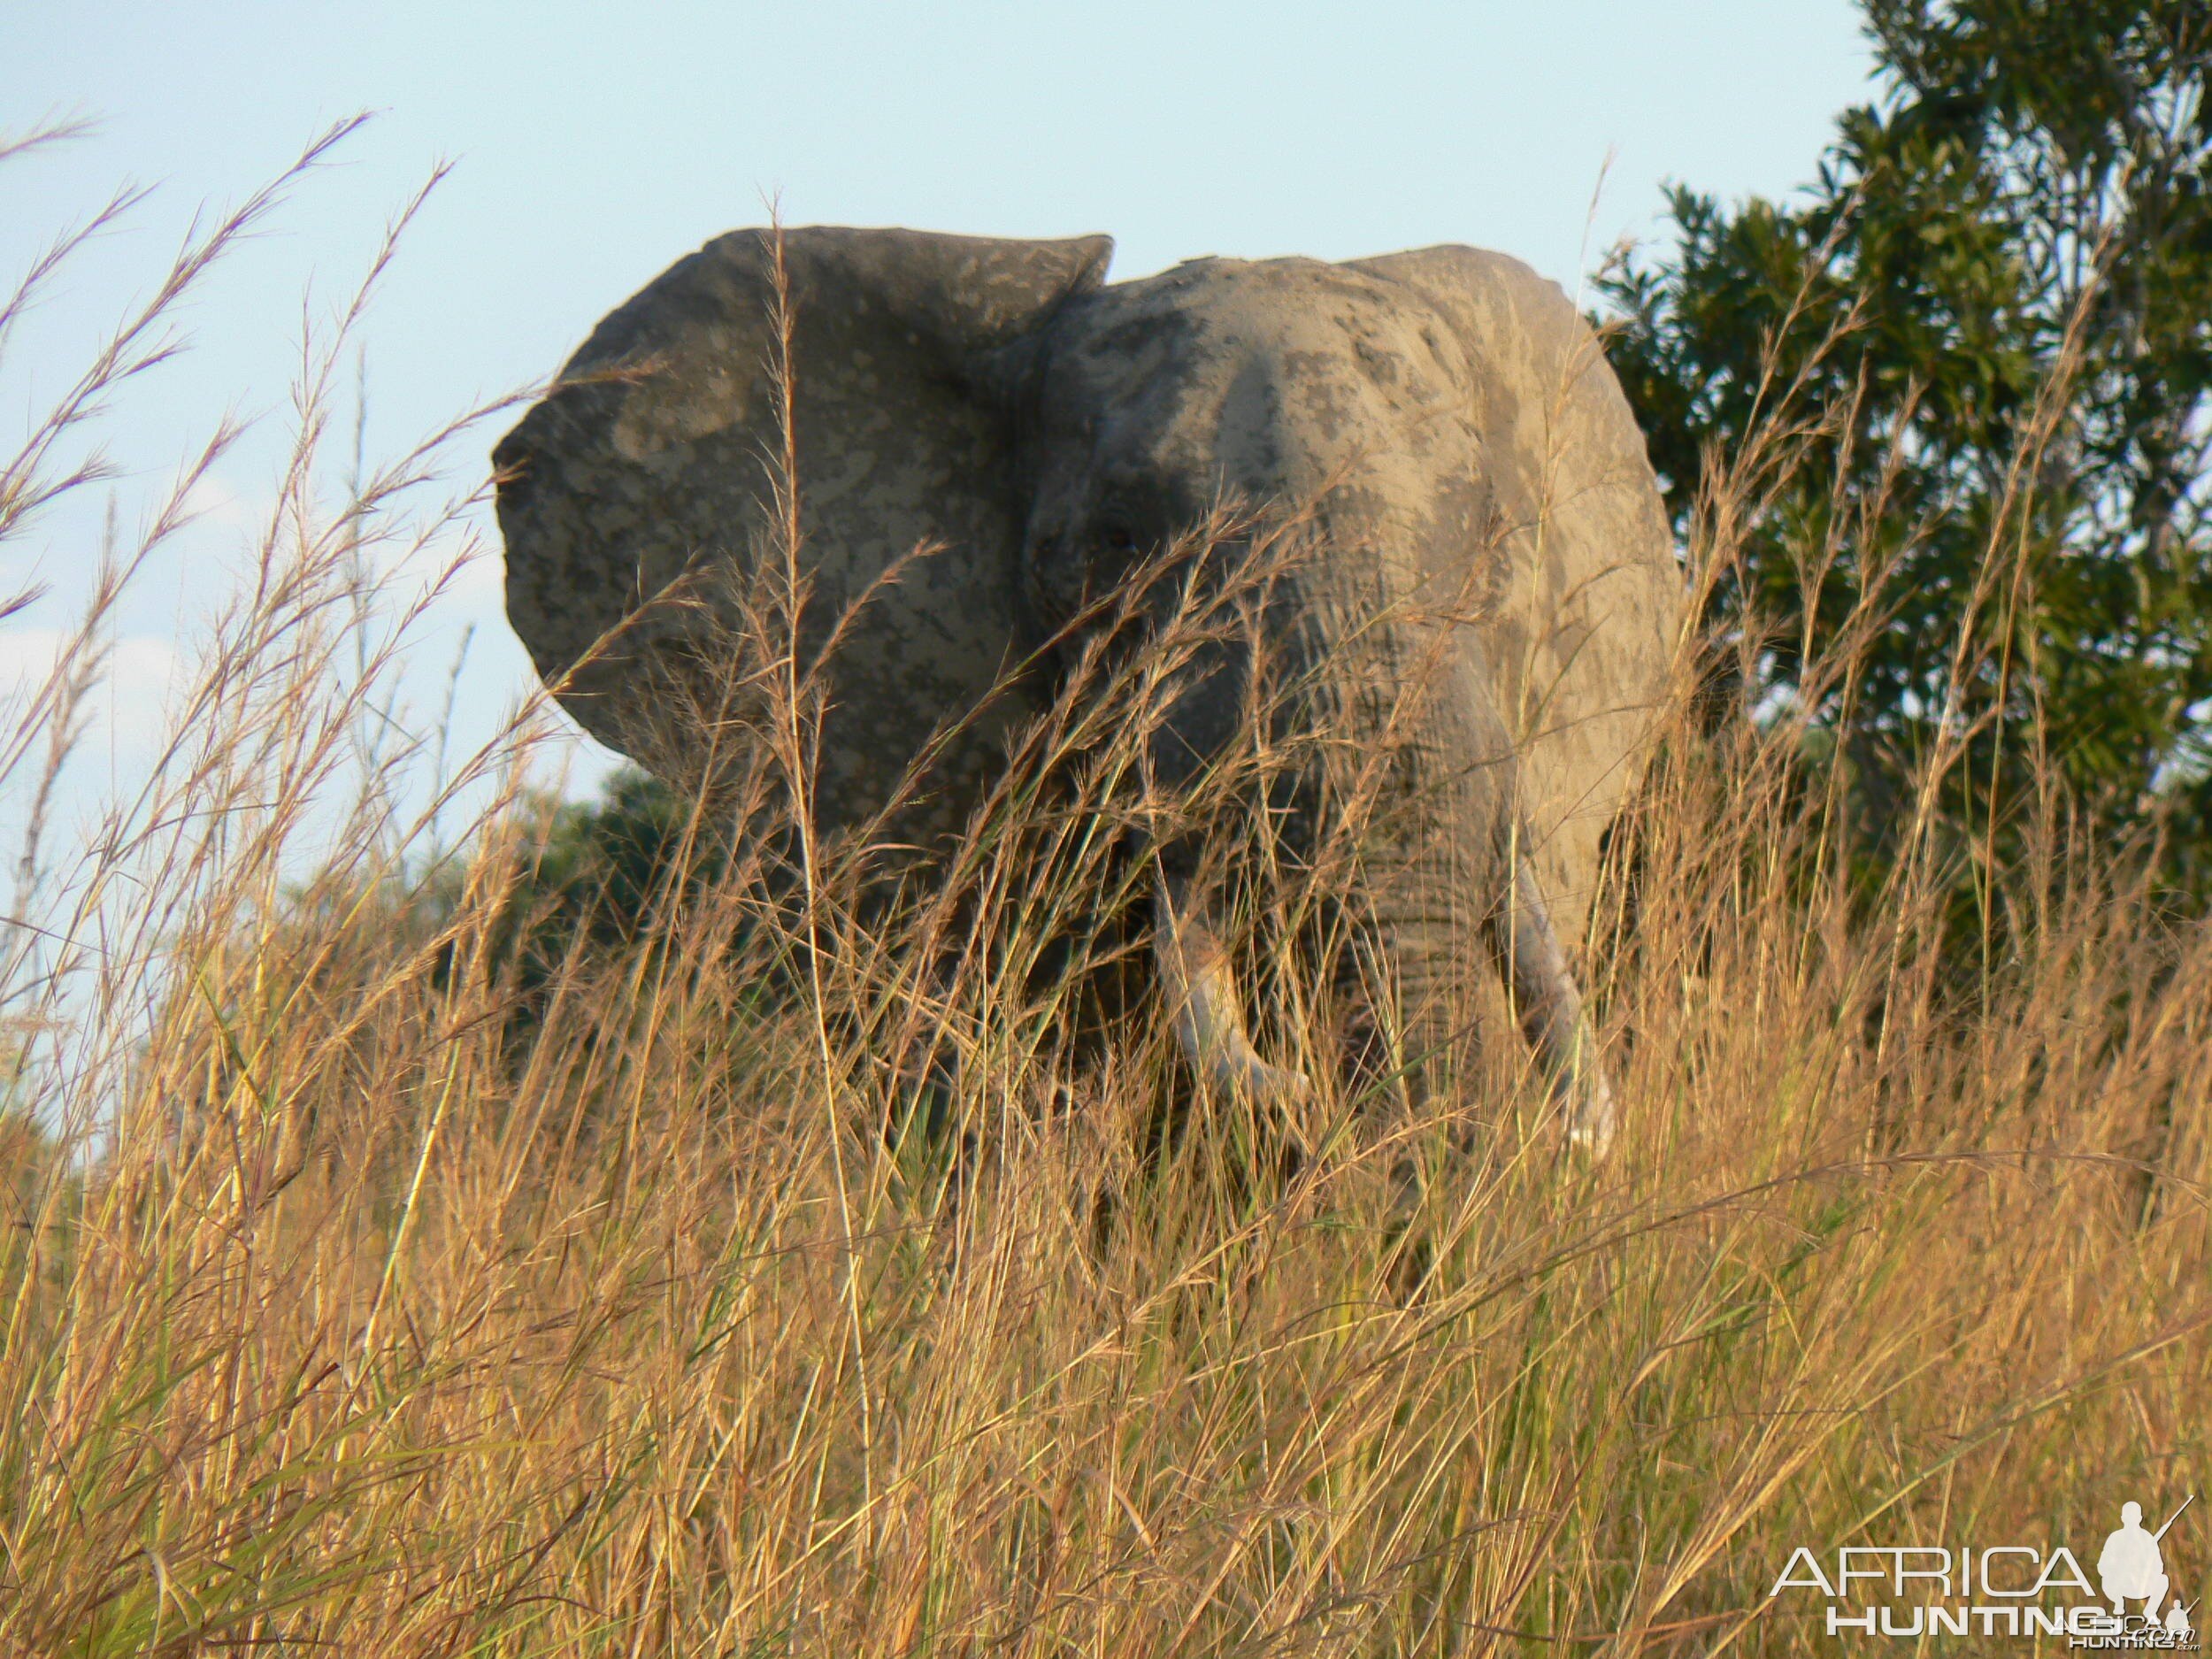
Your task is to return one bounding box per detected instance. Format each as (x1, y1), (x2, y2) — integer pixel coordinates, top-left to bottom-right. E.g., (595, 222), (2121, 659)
(1, 132), (2203, 1655)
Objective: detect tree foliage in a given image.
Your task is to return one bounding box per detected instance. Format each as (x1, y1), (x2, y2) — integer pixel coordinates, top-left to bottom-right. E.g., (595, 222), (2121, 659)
(1600, 0), (2212, 891)
(473, 768), (729, 1018)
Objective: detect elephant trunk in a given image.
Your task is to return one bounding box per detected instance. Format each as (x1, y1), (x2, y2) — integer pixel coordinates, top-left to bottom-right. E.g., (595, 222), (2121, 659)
(1311, 549), (1620, 1152)
(1353, 786), (1618, 1153)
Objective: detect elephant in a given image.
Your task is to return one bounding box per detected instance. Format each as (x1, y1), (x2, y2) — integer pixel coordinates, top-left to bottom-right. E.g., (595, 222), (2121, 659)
(492, 227), (1684, 1153)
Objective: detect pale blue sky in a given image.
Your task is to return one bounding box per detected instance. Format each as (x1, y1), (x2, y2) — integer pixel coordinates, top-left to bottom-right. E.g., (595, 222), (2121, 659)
(2, 0), (1877, 844)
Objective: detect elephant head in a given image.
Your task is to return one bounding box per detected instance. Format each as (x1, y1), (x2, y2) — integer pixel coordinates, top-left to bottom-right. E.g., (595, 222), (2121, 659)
(494, 227), (1683, 1151)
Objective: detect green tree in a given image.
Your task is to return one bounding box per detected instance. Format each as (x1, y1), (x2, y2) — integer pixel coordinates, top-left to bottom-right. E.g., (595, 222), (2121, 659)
(1600, 0), (2212, 893)
(486, 768), (728, 1002)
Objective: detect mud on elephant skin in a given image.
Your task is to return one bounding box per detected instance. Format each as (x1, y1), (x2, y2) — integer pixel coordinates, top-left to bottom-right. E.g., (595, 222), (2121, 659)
(493, 227), (1684, 1153)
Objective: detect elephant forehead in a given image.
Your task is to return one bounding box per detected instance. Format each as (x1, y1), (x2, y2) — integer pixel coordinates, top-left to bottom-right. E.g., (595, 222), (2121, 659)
(1055, 260), (1471, 483)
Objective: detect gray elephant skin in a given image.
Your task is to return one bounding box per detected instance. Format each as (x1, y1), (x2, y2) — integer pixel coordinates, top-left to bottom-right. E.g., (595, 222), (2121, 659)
(493, 227), (1683, 1151)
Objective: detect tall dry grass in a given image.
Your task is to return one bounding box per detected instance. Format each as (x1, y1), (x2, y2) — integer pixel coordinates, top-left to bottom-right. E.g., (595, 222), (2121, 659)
(0, 136), (2204, 1656)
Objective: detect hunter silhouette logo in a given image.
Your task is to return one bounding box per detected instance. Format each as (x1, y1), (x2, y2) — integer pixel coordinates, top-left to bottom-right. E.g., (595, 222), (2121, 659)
(1768, 1492), (2198, 1645)
(2101, 1499), (2188, 1626)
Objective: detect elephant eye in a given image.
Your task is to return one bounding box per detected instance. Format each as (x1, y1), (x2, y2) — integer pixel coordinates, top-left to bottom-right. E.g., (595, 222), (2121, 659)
(1094, 517), (1141, 557)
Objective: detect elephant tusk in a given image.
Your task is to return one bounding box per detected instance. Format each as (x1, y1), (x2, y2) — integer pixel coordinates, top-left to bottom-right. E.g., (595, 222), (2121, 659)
(1563, 1059), (1617, 1159)
(1152, 878), (1313, 1106)
(1502, 851), (1620, 1158)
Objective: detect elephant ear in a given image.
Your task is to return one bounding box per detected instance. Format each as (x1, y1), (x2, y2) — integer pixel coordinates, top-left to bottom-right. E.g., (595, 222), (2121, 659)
(1351, 246), (1686, 930)
(495, 226), (1113, 847)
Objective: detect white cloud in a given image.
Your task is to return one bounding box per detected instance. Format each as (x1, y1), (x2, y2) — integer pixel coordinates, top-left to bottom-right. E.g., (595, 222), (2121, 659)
(0, 627), (184, 761)
(377, 525), (506, 611)
(179, 472), (262, 534)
